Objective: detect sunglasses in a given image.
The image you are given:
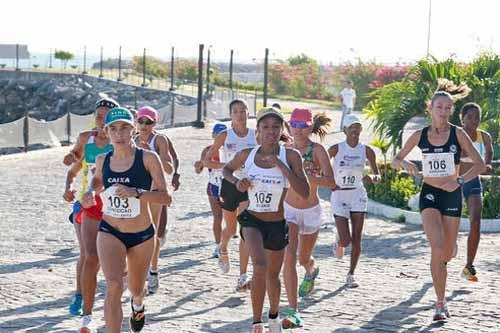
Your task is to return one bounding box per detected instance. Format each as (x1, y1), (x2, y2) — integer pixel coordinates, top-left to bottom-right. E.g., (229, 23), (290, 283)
(138, 118), (154, 125)
(289, 121), (310, 128)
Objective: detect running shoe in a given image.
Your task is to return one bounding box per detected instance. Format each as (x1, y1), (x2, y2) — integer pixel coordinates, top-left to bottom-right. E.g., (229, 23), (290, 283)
(235, 273), (251, 292)
(147, 271), (159, 295)
(129, 298), (146, 332)
(299, 267), (320, 297)
(218, 252), (230, 273)
(268, 317), (282, 333)
(252, 323), (264, 333)
(281, 309), (302, 329)
(332, 232), (344, 259)
(79, 315), (95, 333)
(433, 302), (448, 321)
(69, 293), (82, 316)
(212, 244), (220, 259)
(346, 273), (359, 288)
(462, 265), (479, 282)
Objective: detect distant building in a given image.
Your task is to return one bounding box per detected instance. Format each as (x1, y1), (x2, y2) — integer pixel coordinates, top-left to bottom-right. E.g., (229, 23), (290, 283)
(0, 44), (30, 59)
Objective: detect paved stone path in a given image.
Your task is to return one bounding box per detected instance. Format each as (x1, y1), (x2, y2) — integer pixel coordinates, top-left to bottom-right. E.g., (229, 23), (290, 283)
(1, 112), (499, 333)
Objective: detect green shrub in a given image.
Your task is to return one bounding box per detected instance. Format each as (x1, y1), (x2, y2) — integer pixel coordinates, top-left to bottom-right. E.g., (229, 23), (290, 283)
(364, 54), (500, 151)
(482, 176), (500, 219)
(366, 165), (418, 210)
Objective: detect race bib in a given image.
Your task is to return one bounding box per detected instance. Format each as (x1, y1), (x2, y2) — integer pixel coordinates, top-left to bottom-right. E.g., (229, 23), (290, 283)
(209, 169), (223, 186)
(102, 186), (141, 218)
(335, 168), (363, 188)
(422, 153), (456, 177)
(248, 176), (284, 213)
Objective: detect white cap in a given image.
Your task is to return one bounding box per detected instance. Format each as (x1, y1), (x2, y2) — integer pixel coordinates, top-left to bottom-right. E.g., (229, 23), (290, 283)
(343, 114), (362, 129)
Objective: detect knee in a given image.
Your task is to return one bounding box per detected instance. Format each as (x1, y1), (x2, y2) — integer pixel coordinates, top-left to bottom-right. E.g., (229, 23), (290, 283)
(252, 260), (267, 276)
(106, 278), (123, 298)
(84, 254), (99, 268)
(442, 248), (454, 262)
(339, 238), (351, 248)
(351, 238), (362, 250)
(225, 224), (237, 236)
(430, 246), (443, 259)
(284, 250), (297, 264)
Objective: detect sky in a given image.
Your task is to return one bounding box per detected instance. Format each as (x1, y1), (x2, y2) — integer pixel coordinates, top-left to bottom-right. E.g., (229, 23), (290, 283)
(2, 0), (499, 64)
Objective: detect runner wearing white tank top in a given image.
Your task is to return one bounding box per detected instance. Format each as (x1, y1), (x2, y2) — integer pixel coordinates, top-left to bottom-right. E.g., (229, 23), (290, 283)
(223, 107), (309, 333)
(328, 114), (380, 289)
(135, 106), (174, 295)
(202, 99), (256, 291)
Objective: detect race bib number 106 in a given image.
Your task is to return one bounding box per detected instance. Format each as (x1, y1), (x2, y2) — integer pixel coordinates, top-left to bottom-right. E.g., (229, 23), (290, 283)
(422, 153), (455, 177)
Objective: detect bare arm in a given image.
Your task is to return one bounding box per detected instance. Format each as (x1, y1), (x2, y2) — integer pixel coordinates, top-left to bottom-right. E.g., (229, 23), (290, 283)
(141, 151), (172, 205)
(195, 146), (210, 174)
(391, 130), (421, 175)
(223, 148), (251, 186)
(364, 145), (381, 184)
(166, 136), (181, 191)
(203, 131), (226, 169)
(63, 160), (83, 202)
(156, 135), (173, 175)
(63, 131), (91, 165)
(482, 131), (494, 174)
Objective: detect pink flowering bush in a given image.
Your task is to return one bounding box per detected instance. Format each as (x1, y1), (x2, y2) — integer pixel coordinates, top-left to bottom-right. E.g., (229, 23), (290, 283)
(369, 65), (410, 89)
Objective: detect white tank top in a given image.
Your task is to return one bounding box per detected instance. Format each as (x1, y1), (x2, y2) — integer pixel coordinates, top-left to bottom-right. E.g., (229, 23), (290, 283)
(332, 141), (366, 189)
(134, 133), (159, 153)
(245, 146), (289, 213)
(222, 128), (257, 177)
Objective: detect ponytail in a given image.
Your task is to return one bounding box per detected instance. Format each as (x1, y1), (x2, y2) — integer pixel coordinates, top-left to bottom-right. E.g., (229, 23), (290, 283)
(311, 112), (332, 141)
(431, 78), (471, 106)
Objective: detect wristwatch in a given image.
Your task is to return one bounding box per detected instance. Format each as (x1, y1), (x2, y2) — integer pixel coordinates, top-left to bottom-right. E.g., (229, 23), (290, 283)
(457, 176), (465, 186)
(135, 188), (145, 199)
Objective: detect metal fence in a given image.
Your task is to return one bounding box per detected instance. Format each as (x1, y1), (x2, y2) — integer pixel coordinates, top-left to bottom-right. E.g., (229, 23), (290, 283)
(0, 44), (267, 153)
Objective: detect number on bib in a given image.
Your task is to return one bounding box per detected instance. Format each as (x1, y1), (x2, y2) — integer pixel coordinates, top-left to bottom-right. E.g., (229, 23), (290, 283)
(102, 186), (141, 218)
(422, 153), (455, 177)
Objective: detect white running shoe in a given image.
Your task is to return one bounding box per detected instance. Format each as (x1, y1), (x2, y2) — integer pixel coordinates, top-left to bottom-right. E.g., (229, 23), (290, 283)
(79, 315), (95, 333)
(346, 273), (359, 288)
(212, 244), (220, 258)
(218, 253), (230, 274)
(333, 232), (344, 259)
(235, 273), (251, 292)
(147, 271), (159, 295)
(252, 323), (264, 333)
(268, 317), (282, 333)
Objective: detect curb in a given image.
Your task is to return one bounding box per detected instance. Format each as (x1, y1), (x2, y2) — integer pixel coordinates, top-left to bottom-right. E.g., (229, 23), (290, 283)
(367, 199), (500, 233)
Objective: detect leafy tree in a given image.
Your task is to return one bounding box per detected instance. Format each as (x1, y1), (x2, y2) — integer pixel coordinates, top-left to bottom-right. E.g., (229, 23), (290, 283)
(287, 53), (318, 66)
(54, 50), (74, 69)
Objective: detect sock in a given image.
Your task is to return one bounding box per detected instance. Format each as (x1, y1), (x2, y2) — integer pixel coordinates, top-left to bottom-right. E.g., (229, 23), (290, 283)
(133, 302), (145, 312)
(252, 321), (262, 325)
(268, 312), (278, 319)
